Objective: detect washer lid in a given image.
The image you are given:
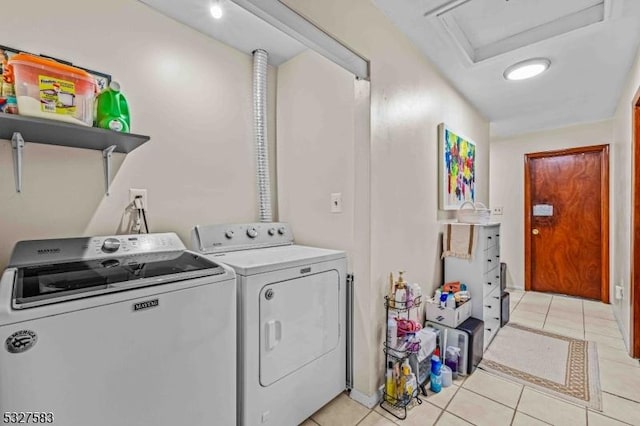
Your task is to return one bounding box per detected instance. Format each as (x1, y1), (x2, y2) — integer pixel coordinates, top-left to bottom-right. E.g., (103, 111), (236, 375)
(207, 245), (345, 275)
(13, 251), (224, 309)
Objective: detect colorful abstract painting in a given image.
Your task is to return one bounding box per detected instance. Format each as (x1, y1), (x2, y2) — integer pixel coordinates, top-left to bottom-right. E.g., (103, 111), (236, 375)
(439, 123), (476, 210)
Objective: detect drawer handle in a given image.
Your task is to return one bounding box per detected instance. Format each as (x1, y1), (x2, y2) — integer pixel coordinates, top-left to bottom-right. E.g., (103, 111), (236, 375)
(494, 317), (500, 321)
(487, 282), (492, 285)
(496, 275), (500, 279)
(485, 305), (492, 309)
(488, 236), (492, 240)
(493, 296), (500, 300)
(487, 328), (492, 333)
(488, 259), (492, 262)
(496, 234), (500, 237)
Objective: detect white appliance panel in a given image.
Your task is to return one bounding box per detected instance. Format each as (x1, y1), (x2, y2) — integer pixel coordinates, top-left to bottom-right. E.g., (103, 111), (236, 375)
(211, 244), (344, 276)
(237, 258), (346, 426)
(259, 270), (339, 386)
(0, 277), (236, 426)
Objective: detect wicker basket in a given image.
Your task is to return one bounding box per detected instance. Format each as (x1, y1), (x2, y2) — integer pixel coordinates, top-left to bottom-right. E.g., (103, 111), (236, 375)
(457, 201), (491, 224)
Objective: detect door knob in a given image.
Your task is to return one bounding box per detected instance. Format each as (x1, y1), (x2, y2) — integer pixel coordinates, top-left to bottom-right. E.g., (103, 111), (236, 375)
(532, 229), (540, 235)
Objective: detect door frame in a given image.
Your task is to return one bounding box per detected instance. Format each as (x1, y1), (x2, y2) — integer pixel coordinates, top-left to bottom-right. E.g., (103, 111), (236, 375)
(631, 88), (640, 357)
(524, 144), (610, 303)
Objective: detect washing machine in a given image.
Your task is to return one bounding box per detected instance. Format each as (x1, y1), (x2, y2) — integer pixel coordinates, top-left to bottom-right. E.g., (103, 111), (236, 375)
(192, 222), (347, 426)
(0, 233), (237, 426)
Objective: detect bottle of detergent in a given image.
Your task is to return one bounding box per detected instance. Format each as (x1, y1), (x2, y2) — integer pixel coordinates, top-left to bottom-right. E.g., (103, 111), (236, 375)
(96, 81), (130, 132)
(430, 355), (442, 393)
(445, 346), (461, 379)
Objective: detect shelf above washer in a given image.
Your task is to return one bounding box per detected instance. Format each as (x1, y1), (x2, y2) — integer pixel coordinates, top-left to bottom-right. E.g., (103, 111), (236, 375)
(0, 113), (149, 153)
(1, 113), (150, 195)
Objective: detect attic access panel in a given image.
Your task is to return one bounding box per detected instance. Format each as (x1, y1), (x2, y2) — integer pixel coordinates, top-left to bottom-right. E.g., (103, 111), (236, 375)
(429, 0), (609, 63)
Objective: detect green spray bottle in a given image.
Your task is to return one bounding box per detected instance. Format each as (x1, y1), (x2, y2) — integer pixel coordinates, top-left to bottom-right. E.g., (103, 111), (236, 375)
(96, 81), (130, 132)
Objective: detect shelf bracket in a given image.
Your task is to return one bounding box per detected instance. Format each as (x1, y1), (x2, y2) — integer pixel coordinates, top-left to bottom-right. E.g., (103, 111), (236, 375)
(11, 132), (25, 193)
(102, 145), (117, 196)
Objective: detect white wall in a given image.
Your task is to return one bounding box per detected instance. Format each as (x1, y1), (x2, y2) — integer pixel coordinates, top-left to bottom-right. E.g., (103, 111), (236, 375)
(0, 0), (277, 269)
(490, 120), (614, 289)
(276, 50), (374, 394)
(282, 0), (490, 398)
(277, 51), (356, 258)
(610, 45), (640, 352)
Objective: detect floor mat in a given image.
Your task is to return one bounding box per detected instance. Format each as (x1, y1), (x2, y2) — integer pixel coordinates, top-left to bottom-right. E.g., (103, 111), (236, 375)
(479, 323), (602, 410)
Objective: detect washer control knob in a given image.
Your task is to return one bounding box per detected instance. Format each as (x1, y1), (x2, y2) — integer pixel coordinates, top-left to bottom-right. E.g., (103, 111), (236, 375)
(225, 230), (235, 239)
(268, 228), (276, 236)
(277, 227), (286, 236)
(247, 227), (258, 238)
(101, 238), (121, 253)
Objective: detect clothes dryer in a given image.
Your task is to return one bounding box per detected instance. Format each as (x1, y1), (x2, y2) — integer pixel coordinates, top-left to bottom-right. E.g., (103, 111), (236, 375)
(193, 223), (347, 426)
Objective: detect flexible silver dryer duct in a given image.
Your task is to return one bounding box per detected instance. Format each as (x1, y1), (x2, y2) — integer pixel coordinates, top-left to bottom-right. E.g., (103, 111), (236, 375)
(252, 49), (272, 222)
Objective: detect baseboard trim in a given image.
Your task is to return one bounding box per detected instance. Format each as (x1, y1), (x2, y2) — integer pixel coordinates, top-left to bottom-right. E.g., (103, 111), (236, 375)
(348, 387), (381, 409)
(612, 301), (631, 353)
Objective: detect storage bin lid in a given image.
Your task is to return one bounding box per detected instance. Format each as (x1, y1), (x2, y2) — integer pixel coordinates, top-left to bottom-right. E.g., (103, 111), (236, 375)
(8, 53), (96, 84)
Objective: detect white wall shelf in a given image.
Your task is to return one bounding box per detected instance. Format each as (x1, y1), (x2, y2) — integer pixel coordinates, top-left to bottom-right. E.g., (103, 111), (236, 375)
(0, 114), (150, 195)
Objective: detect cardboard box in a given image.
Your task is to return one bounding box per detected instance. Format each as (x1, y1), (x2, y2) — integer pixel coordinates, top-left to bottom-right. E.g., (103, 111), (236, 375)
(425, 299), (472, 328)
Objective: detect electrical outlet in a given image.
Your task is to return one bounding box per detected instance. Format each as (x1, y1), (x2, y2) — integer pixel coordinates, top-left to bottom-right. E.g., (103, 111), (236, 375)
(331, 193), (342, 213)
(129, 188), (148, 209)
(615, 284), (624, 300)
(492, 206), (503, 215)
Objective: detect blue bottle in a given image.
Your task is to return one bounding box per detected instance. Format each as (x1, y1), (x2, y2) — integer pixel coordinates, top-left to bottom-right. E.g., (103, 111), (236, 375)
(439, 292), (448, 308)
(430, 355), (442, 393)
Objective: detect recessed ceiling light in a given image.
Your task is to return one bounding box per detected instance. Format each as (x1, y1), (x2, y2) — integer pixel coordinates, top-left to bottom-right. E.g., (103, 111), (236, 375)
(504, 58), (551, 81)
(210, 2), (223, 19)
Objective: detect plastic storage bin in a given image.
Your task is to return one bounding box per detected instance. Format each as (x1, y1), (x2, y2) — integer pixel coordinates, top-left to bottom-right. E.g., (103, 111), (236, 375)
(9, 53), (96, 126)
(425, 298), (472, 328)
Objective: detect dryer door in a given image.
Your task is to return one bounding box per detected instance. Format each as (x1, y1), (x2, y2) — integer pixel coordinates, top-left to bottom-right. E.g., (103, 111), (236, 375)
(259, 269), (339, 386)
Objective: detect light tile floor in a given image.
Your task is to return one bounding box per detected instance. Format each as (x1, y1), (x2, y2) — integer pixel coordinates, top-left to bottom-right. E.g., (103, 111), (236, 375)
(302, 290), (640, 426)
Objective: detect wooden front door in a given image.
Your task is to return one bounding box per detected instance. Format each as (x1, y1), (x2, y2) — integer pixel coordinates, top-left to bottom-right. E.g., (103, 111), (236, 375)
(524, 145), (609, 301)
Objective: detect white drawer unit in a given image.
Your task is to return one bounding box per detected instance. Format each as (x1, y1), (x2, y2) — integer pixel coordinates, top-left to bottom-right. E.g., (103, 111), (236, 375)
(444, 223), (501, 351)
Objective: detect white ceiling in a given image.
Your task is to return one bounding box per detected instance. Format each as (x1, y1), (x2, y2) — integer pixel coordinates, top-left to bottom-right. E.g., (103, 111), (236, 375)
(138, 0), (306, 65)
(372, 0), (640, 137)
(138, 0), (368, 77)
(139, 0), (640, 137)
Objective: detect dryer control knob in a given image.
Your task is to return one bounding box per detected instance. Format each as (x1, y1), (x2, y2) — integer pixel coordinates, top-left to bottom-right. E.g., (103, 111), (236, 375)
(268, 228), (276, 236)
(277, 227), (286, 236)
(225, 230), (235, 239)
(101, 238), (120, 253)
(247, 227), (258, 238)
